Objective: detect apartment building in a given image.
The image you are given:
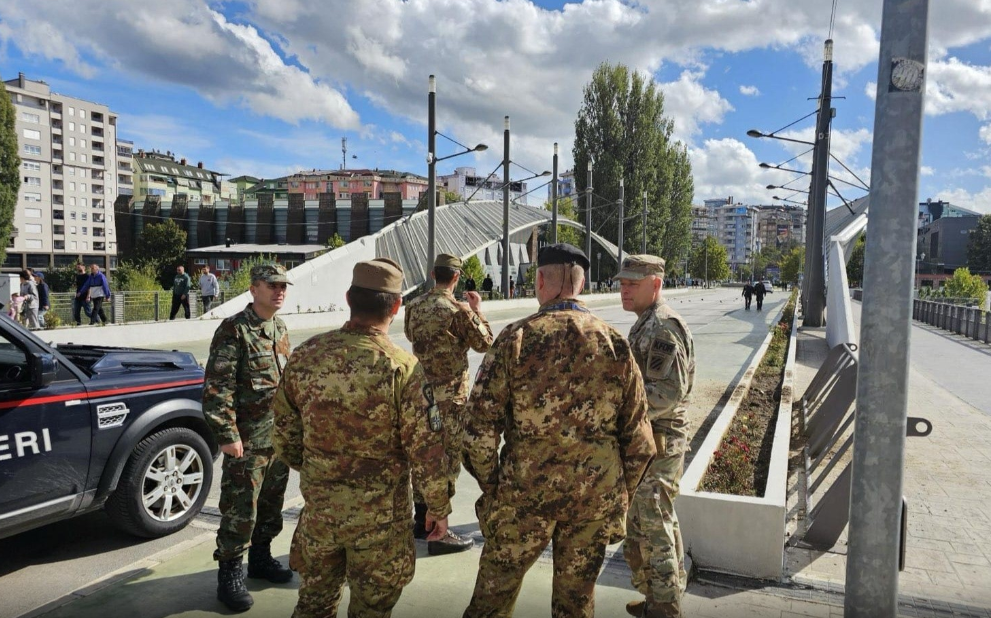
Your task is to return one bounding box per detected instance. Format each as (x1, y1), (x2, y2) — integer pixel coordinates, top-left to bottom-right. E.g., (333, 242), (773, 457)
(755, 204), (807, 250)
(287, 168), (428, 201)
(3, 73), (120, 272)
(132, 150), (230, 206)
(547, 169), (576, 203)
(439, 166), (531, 205)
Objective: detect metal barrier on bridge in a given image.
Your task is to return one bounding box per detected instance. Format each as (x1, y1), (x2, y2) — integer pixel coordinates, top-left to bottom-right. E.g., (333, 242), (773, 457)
(913, 299), (991, 343)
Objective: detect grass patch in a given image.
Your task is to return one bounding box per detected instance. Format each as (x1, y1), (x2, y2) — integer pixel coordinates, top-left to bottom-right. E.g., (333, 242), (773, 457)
(700, 289), (797, 497)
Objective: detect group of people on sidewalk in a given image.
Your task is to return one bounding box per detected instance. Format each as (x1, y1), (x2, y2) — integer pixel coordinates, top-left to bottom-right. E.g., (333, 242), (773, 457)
(7, 264), (110, 328)
(742, 280), (767, 311)
(201, 245), (695, 618)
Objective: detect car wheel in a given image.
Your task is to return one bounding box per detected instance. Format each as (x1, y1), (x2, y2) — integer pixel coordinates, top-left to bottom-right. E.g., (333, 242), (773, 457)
(106, 427), (213, 538)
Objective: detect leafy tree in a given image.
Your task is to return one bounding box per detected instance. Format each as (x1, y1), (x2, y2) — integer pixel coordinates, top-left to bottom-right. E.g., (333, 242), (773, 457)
(130, 219), (188, 289)
(967, 215), (991, 274)
(573, 62), (694, 267)
(0, 75), (21, 265)
(543, 196), (583, 247)
(325, 233), (345, 249)
(112, 261), (163, 292)
(443, 190), (461, 204)
(846, 233), (866, 286)
(461, 255), (486, 287)
(944, 267), (988, 304)
(688, 237), (729, 283)
(781, 246), (806, 285)
(43, 263), (79, 293)
(228, 254), (277, 297)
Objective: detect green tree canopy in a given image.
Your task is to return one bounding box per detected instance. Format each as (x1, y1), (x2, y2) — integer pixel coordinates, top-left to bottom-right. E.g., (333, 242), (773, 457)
(943, 267), (988, 304)
(573, 62), (693, 267)
(461, 255), (486, 287)
(131, 219), (188, 289)
(544, 196), (584, 247)
(781, 246), (806, 285)
(325, 233), (345, 249)
(846, 233), (866, 286)
(967, 215), (991, 274)
(0, 76), (21, 265)
(688, 237), (729, 283)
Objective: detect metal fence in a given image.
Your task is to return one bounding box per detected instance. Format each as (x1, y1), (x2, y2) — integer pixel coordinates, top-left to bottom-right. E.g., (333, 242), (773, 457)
(913, 298), (991, 343)
(43, 290), (237, 328)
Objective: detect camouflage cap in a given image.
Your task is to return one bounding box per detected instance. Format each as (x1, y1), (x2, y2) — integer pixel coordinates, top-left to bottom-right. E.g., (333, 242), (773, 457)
(251, 263), (293, 285)
(353, 260), (404, 294)
(434, 253), (462, 269)
(616, 254), (666, 280)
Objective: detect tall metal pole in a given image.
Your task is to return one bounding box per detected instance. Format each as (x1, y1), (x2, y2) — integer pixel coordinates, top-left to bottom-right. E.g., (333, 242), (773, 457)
(501, 116), (511, 297)
(551, 143), (559, 244)
(642, 190), (648, 254)
(845, 1), (929, 616)
(585, 161), (593, 292)
(617, 178), (625, 267)
(803, 40), (834, 327)
(427, 75), (437, 285)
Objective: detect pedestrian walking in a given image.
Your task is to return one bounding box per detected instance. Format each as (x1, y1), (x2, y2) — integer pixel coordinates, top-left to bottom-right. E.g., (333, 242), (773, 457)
(19, 270), (41, 329)
(273, 259), (451, 618)
(754, 280), (766, 311)
(79, 264), (111, 325)
(742, 281), (754, 310)
(203, 264), (294, 612)
(170, 265), (192, 320)
(199, 265), (220, 313)
(464, 275), (477, 292)
(509, 278), (515, 299)
(72, 263), (93, 325)
(482, 274), (494, 300)
(34, 272), (50, 328)
(617, 255), (696, 618)
(404, 253), (493, 555)
(462, 243), (656, 618)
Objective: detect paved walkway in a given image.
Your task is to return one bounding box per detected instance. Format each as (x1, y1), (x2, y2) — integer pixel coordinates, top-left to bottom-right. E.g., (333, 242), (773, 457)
(786, 302), (991, 616)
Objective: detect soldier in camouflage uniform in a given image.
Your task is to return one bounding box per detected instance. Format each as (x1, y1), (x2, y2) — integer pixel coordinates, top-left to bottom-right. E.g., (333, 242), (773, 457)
(273, 259), (452, 618)
(203, 263), (294, 612)
(617, 255), (696, 618)
(404, 253), (493, 555)
(462, 243), (656, 618)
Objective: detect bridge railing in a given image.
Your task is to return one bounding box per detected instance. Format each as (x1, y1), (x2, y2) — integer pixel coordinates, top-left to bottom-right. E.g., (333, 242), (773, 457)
(913, 299), (991, 343)
(38, 291), (235, 328)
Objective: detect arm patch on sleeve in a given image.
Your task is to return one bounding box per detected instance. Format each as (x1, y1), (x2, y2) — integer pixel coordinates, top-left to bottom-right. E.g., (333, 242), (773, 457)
(646, 339), (676, 380)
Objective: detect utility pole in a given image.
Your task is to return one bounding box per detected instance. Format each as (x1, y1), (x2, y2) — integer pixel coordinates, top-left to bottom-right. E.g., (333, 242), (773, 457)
(502, 116), (511, 297)
(642, 190), (648, 254)
(846, 1), (929, 616)
(585, 161), (593, 292)
(804, 40), (834, 327)
(342, 137), (348, 171)
(617, 178), (625, 267)
(426, 75), (436, 285)
(551, 143), (559, 244)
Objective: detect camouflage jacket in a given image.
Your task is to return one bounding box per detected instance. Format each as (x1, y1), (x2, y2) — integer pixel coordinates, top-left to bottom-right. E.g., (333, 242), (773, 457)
(629, 299), (696, 443)
(404, 288), (493, 398)
(203, 304), (290, 449)
(464, 299), (655, 522)
(272, 322), (452, 544)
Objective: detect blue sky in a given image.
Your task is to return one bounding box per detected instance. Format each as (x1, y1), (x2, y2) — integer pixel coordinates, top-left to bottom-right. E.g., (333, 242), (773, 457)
(2, 0), (990, 212)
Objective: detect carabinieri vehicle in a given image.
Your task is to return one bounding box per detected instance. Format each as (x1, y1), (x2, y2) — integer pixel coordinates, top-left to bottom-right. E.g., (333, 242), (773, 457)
(0, 313), (216, 540)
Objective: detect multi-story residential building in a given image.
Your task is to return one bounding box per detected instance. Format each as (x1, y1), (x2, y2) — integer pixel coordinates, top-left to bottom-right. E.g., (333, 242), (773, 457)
(245, 177), (290, 200)
(690, 206), (711, 245)
(714, 204), (759, 271)
(755, 204), (807, 250)
(227, 175), (260, 204)
(287, 169), (428, 201)
(547, 169), (575, 204)
(132, 150), (227, 206)
(918, 199), (980, 229)
(918, 214), (981, 275)
(3, 73), (120, 272)
(116, 139), (134, 197)
(439, 166), (531, 205)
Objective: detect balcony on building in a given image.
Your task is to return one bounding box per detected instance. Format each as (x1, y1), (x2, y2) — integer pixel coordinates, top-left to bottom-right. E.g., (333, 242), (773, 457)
(53, 210), (65, 220)
(92, 184), (104, 195)
(51, 120), (62, 134)
(91, 170), (104, 180)
(52, 147), (63, 162)
(93, 241), (106, 251)
(93, 226), (105, 238)
(53, 195), (64, 205)
(118, 160), (132, 171)
(93, 198), (104, 209)
(91, 127), (104, 138)
(53, 164), (63, 176)
(51, 103), (62, 118)
(93, 155), (105, 166)
(92, 141), (104, 152)
(93, 213), (105, 223)
(53, 225), (65, 236)
(90, 111), (104, 125)
(118, 175), (132, 186)
(54, 240), (65, 250)
(52, 180), (63, 192)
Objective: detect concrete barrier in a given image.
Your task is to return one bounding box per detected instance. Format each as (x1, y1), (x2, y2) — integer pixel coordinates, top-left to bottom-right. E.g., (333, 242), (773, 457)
(677, 298), (797, 580)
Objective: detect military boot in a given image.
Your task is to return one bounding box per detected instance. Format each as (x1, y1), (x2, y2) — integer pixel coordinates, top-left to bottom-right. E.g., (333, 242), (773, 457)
(427, 529), (473, 555)
(247, 542), (293, 583)
(217, 559), (253, 612)
(413, 502), (429, 540)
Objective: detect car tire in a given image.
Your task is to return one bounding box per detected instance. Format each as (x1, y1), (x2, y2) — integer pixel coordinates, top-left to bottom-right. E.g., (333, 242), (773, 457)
(106, 427), (213, 538)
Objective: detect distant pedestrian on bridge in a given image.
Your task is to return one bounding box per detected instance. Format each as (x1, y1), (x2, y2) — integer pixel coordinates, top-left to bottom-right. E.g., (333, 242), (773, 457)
(617, 254), (696, 618)
(742, 281), (754, 310)
(170, 266), (192, 320)
(482, 274), (494, 300)
(199, 265), (220, 313)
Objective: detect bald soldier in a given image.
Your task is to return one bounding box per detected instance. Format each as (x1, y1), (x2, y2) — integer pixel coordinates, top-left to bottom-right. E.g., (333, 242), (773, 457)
(617, 255), (696, 618)
(404, 253), (493, 555)
(462, 243), (656, 618)
(273, 259), (452, 618)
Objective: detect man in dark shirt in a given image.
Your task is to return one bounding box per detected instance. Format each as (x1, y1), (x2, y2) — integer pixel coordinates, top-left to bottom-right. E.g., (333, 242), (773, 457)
(73, 263), (93, 326)
(754, 281), (767, 311)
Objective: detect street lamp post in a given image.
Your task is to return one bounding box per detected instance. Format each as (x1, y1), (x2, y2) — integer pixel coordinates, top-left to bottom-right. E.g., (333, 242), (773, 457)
(916, 252), (926, 292)
(585, 161), (593, 292)
(502, 116), (511, 297)
(596, 251), (601, 289)
(617, 178), (625, 268)
(642, 190), (648, 254)
(551, 143), (559, 244)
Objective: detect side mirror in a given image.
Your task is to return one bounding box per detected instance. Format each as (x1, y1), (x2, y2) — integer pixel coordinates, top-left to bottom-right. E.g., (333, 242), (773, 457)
(30, 352), (59, 389)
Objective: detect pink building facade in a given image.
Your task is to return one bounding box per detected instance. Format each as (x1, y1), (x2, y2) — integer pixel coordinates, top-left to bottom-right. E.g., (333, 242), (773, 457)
(287, 169), (427, 201)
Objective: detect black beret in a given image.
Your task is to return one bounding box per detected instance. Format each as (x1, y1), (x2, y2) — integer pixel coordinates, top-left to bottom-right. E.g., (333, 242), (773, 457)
(538, 243), (590, 270)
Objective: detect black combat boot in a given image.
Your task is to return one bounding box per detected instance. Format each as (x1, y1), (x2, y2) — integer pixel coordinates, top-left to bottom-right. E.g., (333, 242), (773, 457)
(413, 502), (428, 540)
(217, 559), (253, 612)
(427, 529), (474, 555)
(247, 542), (293, 583)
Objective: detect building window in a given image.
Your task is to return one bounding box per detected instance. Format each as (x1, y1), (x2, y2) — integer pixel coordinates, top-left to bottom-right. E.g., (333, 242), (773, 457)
(82, 241), (88, 250)
(69, 137), (75, 147)
(23, 177), (41, 186)
(82, 227), (88, 235)
(25, 239), (42, 249)
(69, 152), (76, 161)
(80, 198), (87, 207)
(68, 167), (75, 176)
(70, 212), (77, 220)
(80, 154), (87, 163)
(81, 212), (88, 221)
(23, 161), (41, 171)
(25, 223), (42, 234)
(23, 145), (41, 155)
(80, 124), (86, 133)
(69, 182), (76, 191)
(340, 192), (350, 198)
(21, 112), (40, 123)
(70, 241), (77, 250)
(340, 181), (349, 188)
(69, 197), (76, 206)
(69, 122), (75, 131)
(23, 192), (42, 202)
(69, 107), (75, 117)
(81, 139), (86, 148)
(24, 208), (42, 218)
(70, 226), (77, 234)
(22, 128), (41, 140)
(80, 183), (86, 192)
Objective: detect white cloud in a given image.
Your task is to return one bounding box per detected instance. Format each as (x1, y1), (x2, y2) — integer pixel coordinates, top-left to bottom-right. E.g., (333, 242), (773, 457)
(689, 138), (798, 205)
(935, 186), (991, 215)
(739, 85), (760, 97)
(981, 125), (991, 145)
(660, 71), (734, 144)
(921, 166), (934, 176)
(119, 114), (213, 154)
(926, 58), (991, 120)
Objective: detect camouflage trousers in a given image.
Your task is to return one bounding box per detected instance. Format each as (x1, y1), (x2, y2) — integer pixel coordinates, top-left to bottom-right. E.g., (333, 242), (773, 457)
(463, 500), (622, 618)
(214, 448), (290, 561)
(413, 395), (466, 503)
(623, 436), (687, 613)
(289, 512), (415, 618)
